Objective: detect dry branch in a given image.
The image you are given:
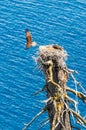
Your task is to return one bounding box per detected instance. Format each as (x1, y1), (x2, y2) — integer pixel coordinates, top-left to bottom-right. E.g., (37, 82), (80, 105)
(23, 107), (47, 130)
(66, 87), (86, 103)
(69, 108), (86, 124)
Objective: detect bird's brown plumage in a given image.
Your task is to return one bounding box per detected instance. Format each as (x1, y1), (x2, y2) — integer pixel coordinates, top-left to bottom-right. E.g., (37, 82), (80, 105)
(52, 44), (62, 50)
(25, 29), (32, 48)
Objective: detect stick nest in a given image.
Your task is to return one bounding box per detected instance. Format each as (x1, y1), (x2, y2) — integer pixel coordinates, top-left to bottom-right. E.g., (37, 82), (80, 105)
(36, 44), (68, 70)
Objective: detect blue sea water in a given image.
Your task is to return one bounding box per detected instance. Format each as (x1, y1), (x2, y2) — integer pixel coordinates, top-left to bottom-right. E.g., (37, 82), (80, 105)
(0, 0), (86, 130)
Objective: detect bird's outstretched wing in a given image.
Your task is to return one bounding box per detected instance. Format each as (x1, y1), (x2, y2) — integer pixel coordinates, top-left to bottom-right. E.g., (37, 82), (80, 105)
(25, 29), (32, 48)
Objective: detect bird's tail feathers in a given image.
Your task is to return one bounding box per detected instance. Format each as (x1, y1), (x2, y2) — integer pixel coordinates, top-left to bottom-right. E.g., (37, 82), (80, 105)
(32, 41), (37, 46)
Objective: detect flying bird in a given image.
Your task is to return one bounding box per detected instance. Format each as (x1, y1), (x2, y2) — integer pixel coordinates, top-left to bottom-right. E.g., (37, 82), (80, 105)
(25, 29), (36, 49)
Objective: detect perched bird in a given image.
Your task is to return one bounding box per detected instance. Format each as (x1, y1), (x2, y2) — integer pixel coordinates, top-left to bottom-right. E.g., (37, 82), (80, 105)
(52, 44), (62, 50)
(25, 29), (36, 49)
(39, 44), (62, 52)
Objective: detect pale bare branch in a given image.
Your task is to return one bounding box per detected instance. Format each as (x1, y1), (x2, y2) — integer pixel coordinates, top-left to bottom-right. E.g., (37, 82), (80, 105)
(38, 120), (49, 130)
(69, 108), (86, 124)
(31, 85), (46, 96)
(66, 87), (86, 103)
(23, 107), (47, 130)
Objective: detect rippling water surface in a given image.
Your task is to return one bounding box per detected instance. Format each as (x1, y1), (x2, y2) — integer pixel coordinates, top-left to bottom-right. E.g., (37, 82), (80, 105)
(0, 0), (86, 130)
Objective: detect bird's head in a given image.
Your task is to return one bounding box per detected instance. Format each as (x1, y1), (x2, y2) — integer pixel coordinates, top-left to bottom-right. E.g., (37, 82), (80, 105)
(25, 29), (30, 33)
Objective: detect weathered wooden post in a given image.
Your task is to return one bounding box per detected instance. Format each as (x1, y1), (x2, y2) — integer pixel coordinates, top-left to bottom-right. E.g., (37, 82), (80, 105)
(23, 44), (86, 130)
